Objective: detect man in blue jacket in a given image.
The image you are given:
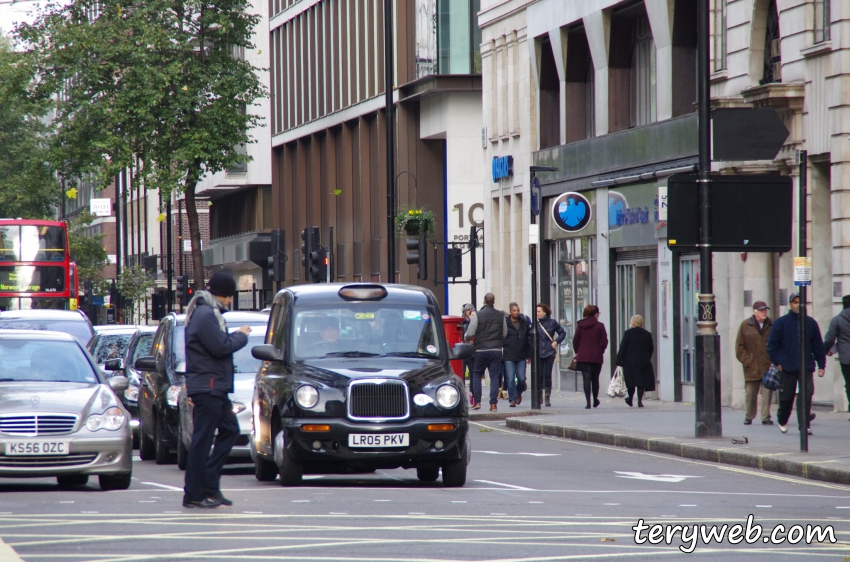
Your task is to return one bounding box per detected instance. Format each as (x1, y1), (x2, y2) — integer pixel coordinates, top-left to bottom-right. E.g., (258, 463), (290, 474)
(182, 271), (250, 508)
(766, 293), (826, 435)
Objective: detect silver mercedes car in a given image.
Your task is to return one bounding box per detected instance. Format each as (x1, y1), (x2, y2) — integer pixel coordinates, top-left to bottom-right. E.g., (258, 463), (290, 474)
(0, 330), (133, 490)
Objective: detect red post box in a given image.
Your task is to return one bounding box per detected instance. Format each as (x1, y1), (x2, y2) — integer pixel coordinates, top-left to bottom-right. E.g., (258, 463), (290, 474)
(442, 315), (466, 378)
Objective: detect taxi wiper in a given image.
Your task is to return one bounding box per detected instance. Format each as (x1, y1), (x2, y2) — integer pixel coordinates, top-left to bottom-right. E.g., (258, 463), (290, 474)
(383, 351), (434, 358)
(322, 351), (381, 357)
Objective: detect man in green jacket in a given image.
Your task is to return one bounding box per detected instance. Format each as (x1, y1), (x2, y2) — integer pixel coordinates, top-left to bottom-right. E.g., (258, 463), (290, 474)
(735, 301), (774, 426)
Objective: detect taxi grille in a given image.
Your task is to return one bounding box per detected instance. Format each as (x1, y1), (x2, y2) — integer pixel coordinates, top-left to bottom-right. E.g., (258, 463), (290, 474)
(347, 380), (409, 421)
(0, 453), (96, 467)
(0, 414), (78, 436)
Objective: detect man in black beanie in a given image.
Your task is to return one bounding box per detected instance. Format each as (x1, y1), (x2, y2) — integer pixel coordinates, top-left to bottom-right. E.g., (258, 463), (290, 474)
(182, 271), (251, 508)
(824, 295), (850, 418)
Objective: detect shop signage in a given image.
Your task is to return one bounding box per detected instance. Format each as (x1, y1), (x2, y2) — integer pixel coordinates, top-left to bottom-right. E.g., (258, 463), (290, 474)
(607, 183), (662, 248)
(90, 198), (112, 217)
(658, 186), (668, 220)
(492, 155), (513, 181)
(552, 192), (592, 233)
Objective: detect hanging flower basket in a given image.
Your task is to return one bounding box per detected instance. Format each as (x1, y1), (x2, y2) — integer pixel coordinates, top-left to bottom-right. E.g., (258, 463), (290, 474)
(395, 208), (435, 237)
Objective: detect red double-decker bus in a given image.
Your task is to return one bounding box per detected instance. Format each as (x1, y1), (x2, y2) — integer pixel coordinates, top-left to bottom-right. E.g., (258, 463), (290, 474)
(0, 219), (79, 311)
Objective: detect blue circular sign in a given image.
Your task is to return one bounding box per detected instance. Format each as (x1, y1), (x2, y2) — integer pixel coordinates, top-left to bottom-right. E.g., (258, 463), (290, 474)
(552, 192), (592, 233)
(530, 177), (541, 217)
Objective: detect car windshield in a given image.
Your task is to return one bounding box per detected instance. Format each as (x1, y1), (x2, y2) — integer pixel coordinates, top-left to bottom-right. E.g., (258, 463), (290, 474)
(91, 333), (134, 363)
(233, 333), (265, 379)
(130, 333), (154, 364)
(0, 338), (99, 383)
(291, 304), (440, 360)
(0, 318), (92, 345)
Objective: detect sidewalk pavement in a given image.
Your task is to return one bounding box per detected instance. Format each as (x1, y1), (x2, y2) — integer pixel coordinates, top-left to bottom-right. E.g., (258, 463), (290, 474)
(470, 384), (850, 485)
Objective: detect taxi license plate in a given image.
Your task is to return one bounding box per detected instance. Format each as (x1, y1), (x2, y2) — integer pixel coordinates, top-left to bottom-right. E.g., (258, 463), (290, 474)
(5, 440), (70, 456)
(348, 433), (409, 448)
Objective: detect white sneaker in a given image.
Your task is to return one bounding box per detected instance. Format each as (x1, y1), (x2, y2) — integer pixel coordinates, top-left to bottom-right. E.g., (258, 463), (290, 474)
(778, 424), (788, 434)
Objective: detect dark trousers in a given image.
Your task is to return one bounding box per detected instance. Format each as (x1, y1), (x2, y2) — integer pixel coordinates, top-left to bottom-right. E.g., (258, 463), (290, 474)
(776, 371), (814, 429)
(627, 385), (645, 404)
(184, 393), (239, 502)
(579, 362), (602, 406)
(472, 349), (503, 405)
(841, 363), (850, 410)
(540, 355), (556, 391)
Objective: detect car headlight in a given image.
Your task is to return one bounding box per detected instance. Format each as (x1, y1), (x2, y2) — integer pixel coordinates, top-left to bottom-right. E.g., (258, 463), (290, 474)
(435, 384), (460, 408)
(86, 407), (126, 431)
(167, 385), (182, 408)
(294, 385), (319, 409)
(124, 386), (139, 402)
(232, 401), (247, 414)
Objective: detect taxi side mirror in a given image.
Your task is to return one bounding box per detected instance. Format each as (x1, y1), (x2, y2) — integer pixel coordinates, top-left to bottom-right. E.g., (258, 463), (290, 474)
(252, 344), (282, 362)
(450, 343), (474, 360)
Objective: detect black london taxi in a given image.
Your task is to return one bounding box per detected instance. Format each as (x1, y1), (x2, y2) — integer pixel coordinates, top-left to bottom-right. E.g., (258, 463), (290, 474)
(250, 284), (474, 487)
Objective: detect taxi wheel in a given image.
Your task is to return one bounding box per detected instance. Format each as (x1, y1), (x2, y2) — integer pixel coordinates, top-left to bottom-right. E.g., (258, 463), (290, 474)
(274, 431), (302, 486)
(416, 467), (439, 482)
(57, 474), (89, 488)
(139, 420), (155, 461)
(99, 472), (132, 490)
(255, 455), (278, 482)
(176, 422), (188, 471)
(442, 442), (469, 487)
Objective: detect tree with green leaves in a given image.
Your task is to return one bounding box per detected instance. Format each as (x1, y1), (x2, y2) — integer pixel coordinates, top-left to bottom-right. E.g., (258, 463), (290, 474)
(116, 264), (155, 323)
(68, 209), (109, 293)
(0, 36), (60, 219)
(17, 0), (266, 289)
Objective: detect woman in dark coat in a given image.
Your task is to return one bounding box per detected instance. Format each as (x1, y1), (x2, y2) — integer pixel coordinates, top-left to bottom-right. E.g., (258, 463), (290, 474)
(616, 315), (655, 407)
(535, 303), (566, 407)
(573, 304), (609, 409)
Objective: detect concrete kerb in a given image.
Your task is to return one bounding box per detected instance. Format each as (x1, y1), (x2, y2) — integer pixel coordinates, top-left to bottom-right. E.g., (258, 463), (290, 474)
(506, 418), (850, 486)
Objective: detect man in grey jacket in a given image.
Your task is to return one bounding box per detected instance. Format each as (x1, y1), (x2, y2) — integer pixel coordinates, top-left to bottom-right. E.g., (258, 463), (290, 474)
(464, 293), (507, 411)
(824, 295), (850, 416)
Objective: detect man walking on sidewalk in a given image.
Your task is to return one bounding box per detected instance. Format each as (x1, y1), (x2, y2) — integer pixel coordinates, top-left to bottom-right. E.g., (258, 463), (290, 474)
(465, 293), (507, 411)
(766, 293), (826, 435)
(735, 301), (774, 425)
(823, 295), (850, 416)
(503, 302), (531, 408)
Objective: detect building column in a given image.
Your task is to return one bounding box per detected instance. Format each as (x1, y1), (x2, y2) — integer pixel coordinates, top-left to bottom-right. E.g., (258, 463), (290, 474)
(583, 10), (610, 135)
(645, 0), (673, 121)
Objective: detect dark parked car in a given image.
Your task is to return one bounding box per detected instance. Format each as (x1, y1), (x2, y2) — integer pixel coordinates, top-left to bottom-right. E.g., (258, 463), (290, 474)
(250, 284), (474, 487)
(134, 311), (269, 464)
(0, 330), (132, 490)
(87, 325), (141, 372)
(0, 309), (94, 345)
(104, 326), (157, 448)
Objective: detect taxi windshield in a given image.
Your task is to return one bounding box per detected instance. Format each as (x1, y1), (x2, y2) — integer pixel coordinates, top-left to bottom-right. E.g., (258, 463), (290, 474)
(291, 304), (440, 360)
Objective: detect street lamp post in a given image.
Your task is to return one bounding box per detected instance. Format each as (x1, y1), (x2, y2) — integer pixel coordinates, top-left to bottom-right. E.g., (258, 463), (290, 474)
(384, 0), (396, 282)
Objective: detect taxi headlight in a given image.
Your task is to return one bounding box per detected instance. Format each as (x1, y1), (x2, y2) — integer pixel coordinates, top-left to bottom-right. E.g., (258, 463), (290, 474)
(86, 407), (126, 431)
(166, 385), (182, 408)
(435, 384), (460, 408)
(232, 401), (247, 414)
(124, 386), (139, 402)
(294, 385), (319, 409)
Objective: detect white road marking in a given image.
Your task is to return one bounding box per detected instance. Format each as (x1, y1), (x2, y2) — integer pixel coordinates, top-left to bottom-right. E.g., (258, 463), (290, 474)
(474, 480), (534, 491)
(243, 511), (263, 514)
(292, 500), (310, 503)
(329, 512), (347, 515)
(475, 450), (561, 457)
(451, 501), (466, 504)
(614, 471), (702, 483)
(679, 504), (697, 507)
(529, 501), (544, 504)
(755, 505), (772, 508)
(490, 512), (507, 515)
(139, 481), (183, 491)
(302, 475), (324, 480)
(58, 501), (74, 504)
(138, 501), (156, 503)
(604, 503), (620, 506)
(836, 506), (850, 509)
(80, 511), (98, 514)
(409, 512), (425, 515)
(375, 499), (391, 502)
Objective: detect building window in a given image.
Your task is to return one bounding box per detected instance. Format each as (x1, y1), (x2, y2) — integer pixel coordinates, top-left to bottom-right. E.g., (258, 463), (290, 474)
(761, 0), (781, 84)
(630, 16), (656, 127)
(711, 0), (726, 72)
(437, 0), (481, 74)
(814, 0), (830, 43)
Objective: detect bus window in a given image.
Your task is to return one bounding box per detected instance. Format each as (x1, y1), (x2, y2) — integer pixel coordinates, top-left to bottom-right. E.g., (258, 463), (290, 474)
(0, 227), (20, 261)
(21, 226), (66, 262)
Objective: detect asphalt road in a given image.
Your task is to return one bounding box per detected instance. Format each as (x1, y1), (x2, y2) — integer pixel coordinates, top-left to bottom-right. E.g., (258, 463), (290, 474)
(0, 419), (848, 561)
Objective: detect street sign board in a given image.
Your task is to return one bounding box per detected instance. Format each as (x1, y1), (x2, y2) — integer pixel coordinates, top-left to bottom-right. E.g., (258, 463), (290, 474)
(530, 177), (541, 216)
(666, 174), (792, 252)
(90, 198), (112, 217)
(794, 257), (812, 286)
(712, 108), (790, 161)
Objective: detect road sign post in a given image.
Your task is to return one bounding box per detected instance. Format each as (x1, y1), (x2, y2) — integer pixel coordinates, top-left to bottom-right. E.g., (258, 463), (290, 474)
(797, 150), (809, 453)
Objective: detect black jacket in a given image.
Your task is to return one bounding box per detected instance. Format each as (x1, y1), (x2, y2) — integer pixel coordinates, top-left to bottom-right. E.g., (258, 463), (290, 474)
(503, 314), (531, 361)
(185, 296), (249, 398)
(536, 316), (566, 359)
(767, 311), (825, 373)
(616, 327), (655, 391)
(466, 305), (507, 350)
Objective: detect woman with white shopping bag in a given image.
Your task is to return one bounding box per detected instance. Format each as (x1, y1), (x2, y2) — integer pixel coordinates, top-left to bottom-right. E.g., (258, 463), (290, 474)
(615, 315), (655, 407)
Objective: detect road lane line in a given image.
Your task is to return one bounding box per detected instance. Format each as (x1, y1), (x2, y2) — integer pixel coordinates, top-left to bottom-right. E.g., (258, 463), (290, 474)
(474, 480), (534, 491)
(0, 538), (23, 562)
(140, 482), (183, 491)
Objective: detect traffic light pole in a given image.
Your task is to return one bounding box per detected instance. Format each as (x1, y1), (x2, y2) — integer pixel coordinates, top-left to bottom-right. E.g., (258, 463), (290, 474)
(798, 149), (809, 453)
(695, 0), (721, 437)
(384, 0), (396, 282)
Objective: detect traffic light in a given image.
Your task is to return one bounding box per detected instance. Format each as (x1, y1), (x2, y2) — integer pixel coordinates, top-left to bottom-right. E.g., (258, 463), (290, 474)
(184, 285), (195, 306)
(301, 226), (321, 283)
(446, 247), (463, 278)
(268, 229), (284, 282)
(175, 275), (186, 305)
(406, 232), (427, 280)
(317, 246), (328, 283)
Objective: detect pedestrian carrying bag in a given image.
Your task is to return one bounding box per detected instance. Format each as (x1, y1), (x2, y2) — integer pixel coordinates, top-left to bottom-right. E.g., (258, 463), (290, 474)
(762, 365), (781, 391)
(607, 366), (627, 398)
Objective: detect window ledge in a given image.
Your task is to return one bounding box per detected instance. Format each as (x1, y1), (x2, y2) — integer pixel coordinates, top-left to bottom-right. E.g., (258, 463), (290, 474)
(710, 69), (728, 83)
(801, 41), (832, 59)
